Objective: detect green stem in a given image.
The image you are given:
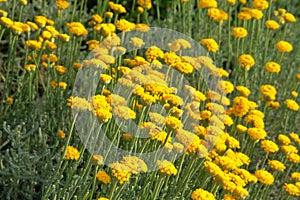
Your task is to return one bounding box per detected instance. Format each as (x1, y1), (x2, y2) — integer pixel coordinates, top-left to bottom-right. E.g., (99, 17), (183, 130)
(108, 179), (118, 199)
(71, 0), (78, 22)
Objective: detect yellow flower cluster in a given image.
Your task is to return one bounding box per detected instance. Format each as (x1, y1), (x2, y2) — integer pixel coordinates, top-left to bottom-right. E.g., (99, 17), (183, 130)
(63, 146), (80, 160)
(157, 160), (178, 176)
(191, 188), (215, 200)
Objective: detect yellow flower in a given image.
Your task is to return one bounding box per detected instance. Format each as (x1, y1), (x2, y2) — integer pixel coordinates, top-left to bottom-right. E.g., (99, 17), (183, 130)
(92, 155), (103, 165)
(135, 23), (150, 32)
(252, 0), (269, 10)
(266, 101), (280, 109)
(24, 64), (37, 71)
(238, 54), (255, 70)
(217, 80), (234, 94)
(146, 46), (164, 62)
(168, 39), (192, 52)
(116, 19), (135, 32)
(231, 96), (250, 117)
(208, 8), (228, 23)
(34, 15), (47, 27)
(137, 0), (152, 9)
(41, 30), (52, 40)
(287, 153), (300, 163)
(226, 0), (236, 6)
(0, 17), (14, 27)
(281, 145), (298, 154)
(19, 0), (27, 5)
(265, 20), (280, 30)
(63, 146), (80, 160)
(236, 86), (251, 97)
(283, 183), (300, 196)
(67, 96), (92, 111)
(261, 140), (279, 153)
(66, 22), (88, 37)
(109, 162), (131, 184)
(55, 65), (67, 74)
(165, 116), (182, 131)
(200, 38), (219, 52)
(6, 97), (13, 104)
(238, 11), (252, 21)
(98, 198), (109, 200)
(289, 132), (300, 143)
(232, 27), (248, 38)
(96, 170), (111, 184)
(198, 0), (217, 8)
(157, 160), (178, 176)
(291, 91), (298, 97)
(278, 134), (291, 145)
(276, 40), (293, 53)
(265, 62), (281, 73)
(247, 128), (267, 141)
(0, 10), (8, 17)
(56, 0), (70, 9)
(58, 33), (70, 42)
(137, 6), (144, 13)
(284, 99), (299, 111)
(86, 40), (100, 50)
(248, 8), (264, 19)
(255, 170), (274, 185)
(291, 172), (300, 181)
(191, 188), (215, 200)
(171, 61), (194, 74)
(105, 11), (113, 18)
(283, 13), (296, 23)
(73, 62), (82, 69)
(268, 160), (286, 171)
(130, 37), (145, 48)
(120, 156), (148, 174)
(58, 130), (66, 139)
(236, 124), (247, 133)
(108, 1), (126, 13)
(260, 84), (276, 101)
(58, 82), (67, 89)
(100, 74), (113, 84)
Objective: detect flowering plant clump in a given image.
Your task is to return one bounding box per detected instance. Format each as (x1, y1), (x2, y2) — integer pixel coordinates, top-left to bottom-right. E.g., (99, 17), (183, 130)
(0, 0), (299, 199)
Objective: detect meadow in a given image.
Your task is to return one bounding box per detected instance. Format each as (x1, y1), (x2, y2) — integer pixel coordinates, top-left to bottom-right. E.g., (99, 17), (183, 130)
(0, 0), (300, 199)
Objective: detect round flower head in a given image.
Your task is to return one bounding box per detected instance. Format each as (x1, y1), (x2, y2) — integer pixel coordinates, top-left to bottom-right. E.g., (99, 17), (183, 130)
(252, 0), (269, 10)
(284, 99), (299, 111)
(200, 38), (219, 52)
(255, 170), (274, 185)
(261, 140), (279, 153)
(157, 160), (178, 176)
(63, 146), (80, 160)
(238, 11), (252, 21)
(236, 86), (251, 97)
(260, 84), (277, 101)
(283, 183), (300, 196)
(238, 54), (255, 70)
(268, 160), (286, 171)
(198, 0), (218, 8)
(265, 62), (281, 73)
(56, 0), (70, 9)
(116, 19), (135, 32)
(137, 0), (152, 9)
(265, 20), (280, 30)
(283, 13), (296, 23)
(96, 170), (111, 184)
(232, 27), (248, 38)
(191, 188), (216, 200)
(247, 128), (267, 141)
(276, 41), (293, 53)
